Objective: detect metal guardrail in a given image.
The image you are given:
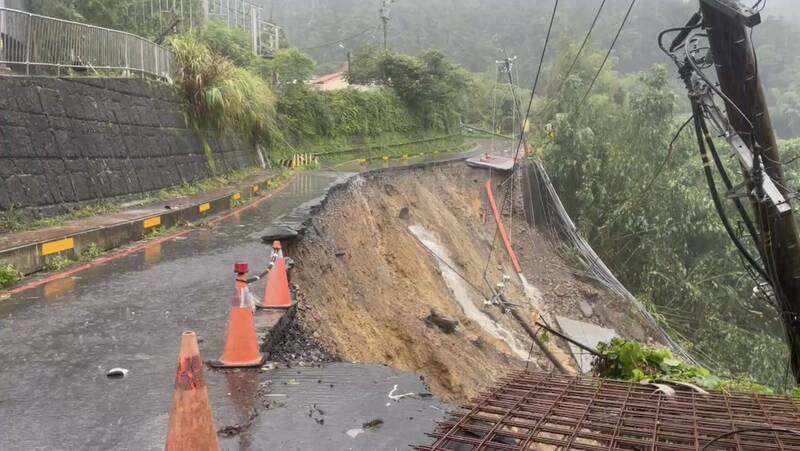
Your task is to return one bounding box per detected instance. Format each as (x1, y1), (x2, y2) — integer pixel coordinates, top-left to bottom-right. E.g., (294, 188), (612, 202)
(0, 7), (174, 80)
(128, 0), (282, 57)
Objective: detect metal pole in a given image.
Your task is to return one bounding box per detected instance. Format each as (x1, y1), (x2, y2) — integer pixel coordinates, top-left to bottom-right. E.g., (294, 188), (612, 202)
(24, 12), (31, 75)
(140, 39), (144, 79)
(251, 5), (257, 55)
(201, 0), (209, 23)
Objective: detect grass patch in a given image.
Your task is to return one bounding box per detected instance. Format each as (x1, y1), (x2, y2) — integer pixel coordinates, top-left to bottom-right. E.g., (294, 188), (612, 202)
(43, 255), (74, 272)
(153, 167), (263, 202)
(0, 206), (23, 233)
(145, 222), (188, 239)
(78, 243), (104, 262)
(0, 263), (23, 289)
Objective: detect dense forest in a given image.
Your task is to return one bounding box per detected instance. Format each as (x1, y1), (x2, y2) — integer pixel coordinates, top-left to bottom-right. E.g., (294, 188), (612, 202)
(269, 0), (800, 138)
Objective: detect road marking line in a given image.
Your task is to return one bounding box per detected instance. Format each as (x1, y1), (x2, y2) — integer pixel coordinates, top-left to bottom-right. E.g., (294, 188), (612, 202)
(41, 238), (74, 256)
(198, 202), (211, 213)
(143, 216), (161, 229)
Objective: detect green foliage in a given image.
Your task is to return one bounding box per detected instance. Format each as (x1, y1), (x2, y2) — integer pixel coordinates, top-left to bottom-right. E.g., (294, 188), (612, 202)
(538, 46), (789, 388)
(255, 48), (316, 84)
(595, 338), (773, 395)
(191, 22), (255, 68)
(0, 264), (23, 289)
(0, 206), (22, 233)
(78, 243), (104, 262)
(274, 85), (416, 148)
(167, 34), (277, 144)
(347, 49), (469, 131)
(44, 255), (74, 272)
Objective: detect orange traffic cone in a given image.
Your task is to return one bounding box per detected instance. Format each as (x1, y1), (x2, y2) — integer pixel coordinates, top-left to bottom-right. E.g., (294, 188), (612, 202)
(261, 242), (293, 308)
(209, 262), (265, 368)
(165, 331), (220, 451)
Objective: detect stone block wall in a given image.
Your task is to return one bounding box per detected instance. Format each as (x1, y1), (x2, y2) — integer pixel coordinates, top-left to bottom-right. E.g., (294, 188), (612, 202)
(0, 77), (259, 220)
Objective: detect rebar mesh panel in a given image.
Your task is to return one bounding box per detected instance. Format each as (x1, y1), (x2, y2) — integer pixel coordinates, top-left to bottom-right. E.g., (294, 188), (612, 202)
(417, 371), (800, 451)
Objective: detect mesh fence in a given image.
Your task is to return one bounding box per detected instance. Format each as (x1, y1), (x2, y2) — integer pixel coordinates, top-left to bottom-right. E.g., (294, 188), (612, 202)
(521, 159), (697, 365)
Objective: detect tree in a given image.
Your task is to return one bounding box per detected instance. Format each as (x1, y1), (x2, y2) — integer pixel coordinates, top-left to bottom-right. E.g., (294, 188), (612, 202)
(346, 49), (468, 130)
(259, 48), (316, 85)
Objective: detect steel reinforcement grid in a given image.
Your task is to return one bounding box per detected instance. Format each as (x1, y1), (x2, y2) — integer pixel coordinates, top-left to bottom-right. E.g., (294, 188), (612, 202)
(0, 7), (174, 80)
(417, 371), (800, 451)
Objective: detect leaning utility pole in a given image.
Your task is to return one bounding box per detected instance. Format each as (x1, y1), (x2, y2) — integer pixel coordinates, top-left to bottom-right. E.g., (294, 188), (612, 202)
(379, 0), (392, 51)
(700, 0), (800, 381)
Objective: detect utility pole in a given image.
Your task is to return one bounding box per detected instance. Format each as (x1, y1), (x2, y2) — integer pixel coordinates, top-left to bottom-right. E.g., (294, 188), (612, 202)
(497, 55), (531, 156)
(700, 0), (800, 381)
(379, 0), (393, 51)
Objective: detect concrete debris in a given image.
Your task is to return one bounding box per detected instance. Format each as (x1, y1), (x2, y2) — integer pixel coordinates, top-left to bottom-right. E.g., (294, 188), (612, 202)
(425, 309), (459, 334)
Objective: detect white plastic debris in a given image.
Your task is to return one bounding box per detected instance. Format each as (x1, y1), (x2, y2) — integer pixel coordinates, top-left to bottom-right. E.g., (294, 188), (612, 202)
(388, 384), (415, 401)
(346, 428), (364, 438)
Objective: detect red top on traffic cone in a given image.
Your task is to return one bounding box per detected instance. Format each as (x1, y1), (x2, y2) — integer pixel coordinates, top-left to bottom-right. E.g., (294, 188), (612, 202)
(261, 257), (292, 308)
(165, 331), (219, 451)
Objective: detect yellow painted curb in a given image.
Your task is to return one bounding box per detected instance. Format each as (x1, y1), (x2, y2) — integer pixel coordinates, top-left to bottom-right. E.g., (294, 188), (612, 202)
(42, 238), (74, 256)
(198, 202), (211, 213)
(143, 216), (161, 229)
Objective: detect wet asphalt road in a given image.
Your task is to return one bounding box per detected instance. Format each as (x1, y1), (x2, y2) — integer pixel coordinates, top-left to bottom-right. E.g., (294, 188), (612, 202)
(0, 146), (491, 451)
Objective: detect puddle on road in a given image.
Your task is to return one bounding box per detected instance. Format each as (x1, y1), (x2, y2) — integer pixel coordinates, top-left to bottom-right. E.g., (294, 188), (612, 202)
(407, 224), (531, 360)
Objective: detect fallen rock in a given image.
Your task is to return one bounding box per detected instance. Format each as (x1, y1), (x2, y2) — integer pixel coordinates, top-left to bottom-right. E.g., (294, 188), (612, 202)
(398, 207), (410, 221)
(425, 309), (458, 334)
(579, 300), (594, 318)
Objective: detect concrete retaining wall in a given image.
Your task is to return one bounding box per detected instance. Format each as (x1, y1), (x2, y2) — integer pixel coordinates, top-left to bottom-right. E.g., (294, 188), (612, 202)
(0, 77), (260, 220)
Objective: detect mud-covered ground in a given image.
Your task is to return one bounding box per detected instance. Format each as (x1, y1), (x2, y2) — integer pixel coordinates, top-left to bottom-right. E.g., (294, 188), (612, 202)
(285, 162), (658, 403)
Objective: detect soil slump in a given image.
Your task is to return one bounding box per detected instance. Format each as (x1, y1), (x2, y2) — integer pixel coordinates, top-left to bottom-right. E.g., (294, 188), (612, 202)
(289, 163), (654, 402)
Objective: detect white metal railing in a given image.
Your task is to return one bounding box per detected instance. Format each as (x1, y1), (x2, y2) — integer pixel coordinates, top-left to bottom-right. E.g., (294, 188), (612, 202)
(127, 0), (282, 56)
(0, 7), (174, 80)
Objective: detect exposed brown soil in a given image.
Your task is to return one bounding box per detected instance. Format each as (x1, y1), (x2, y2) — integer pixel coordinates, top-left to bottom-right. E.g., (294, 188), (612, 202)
(288, 163), (656, 403)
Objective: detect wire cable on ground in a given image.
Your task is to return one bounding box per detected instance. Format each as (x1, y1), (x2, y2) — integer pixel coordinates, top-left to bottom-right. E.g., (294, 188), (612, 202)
(576, 0), (637, 112)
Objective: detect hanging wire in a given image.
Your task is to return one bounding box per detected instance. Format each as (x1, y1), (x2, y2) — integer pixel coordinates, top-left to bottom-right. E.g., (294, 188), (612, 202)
(576, 0), (637, 112)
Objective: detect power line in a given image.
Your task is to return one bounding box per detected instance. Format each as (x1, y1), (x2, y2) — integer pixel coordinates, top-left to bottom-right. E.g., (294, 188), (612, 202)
(298, 26), (378, 51)
(482, 0), (560, 285)
(554, 0), (608, 96)
(576, 0), (637, 111)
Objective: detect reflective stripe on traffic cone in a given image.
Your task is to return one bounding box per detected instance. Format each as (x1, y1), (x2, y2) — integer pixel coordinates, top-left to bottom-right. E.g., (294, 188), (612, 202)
(209, 263), (264, 368)
(165, 331), (220, 451)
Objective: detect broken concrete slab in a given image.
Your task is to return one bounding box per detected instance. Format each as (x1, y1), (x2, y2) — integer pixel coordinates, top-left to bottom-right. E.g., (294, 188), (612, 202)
(556, 315), (618, 373)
